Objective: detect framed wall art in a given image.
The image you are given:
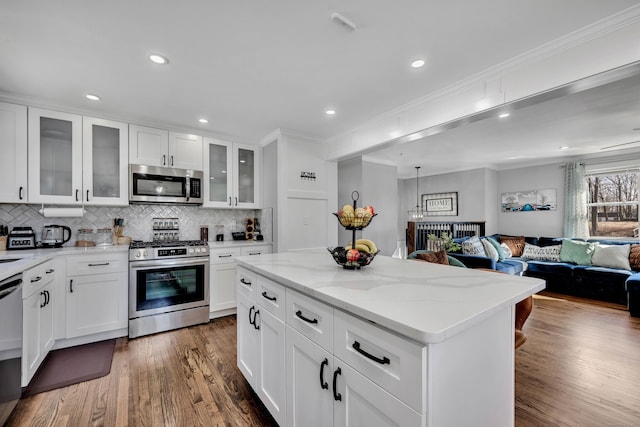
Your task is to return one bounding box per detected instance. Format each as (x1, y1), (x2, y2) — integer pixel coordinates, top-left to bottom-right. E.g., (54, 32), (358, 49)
(501, 188), (557, 212)
(422, 192), (458, 216)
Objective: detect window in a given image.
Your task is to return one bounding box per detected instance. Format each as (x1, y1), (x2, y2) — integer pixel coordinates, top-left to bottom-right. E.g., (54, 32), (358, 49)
(587, 172), (638, 238)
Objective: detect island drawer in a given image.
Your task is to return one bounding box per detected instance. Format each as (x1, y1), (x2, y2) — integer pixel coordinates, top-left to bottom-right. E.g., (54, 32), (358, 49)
(209, 248), (241, 265)
(334, 309), (426, 414)
(241, 246), (271, 256)
(237, 267), (257, 300)
(22, 259), (56, 299)
(286, 289), (333, 352)
(67, 253), (127, 276)
(256, 275), (285, 320)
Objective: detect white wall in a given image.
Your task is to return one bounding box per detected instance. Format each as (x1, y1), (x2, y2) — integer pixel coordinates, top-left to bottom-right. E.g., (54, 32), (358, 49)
(337, 158), (399, 256)
(362, 161), (399, 256)
(262, 130), (337, 252)
(497, 163), (565, 237)
(402, 168), (490, 223)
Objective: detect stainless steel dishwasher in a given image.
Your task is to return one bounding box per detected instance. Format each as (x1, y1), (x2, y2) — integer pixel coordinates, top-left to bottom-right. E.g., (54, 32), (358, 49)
(0, 273), (23, 425)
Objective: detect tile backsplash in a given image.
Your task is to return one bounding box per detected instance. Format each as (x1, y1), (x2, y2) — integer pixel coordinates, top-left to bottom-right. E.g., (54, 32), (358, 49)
(0, 203), (272, 245)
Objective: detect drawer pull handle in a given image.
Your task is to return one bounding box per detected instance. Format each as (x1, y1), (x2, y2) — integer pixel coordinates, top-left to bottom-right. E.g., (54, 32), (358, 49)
(295, 310), (318, 325)
(249, 306), (255, 326)
(45, 290), (50, 306)
(88, 262), (110, 267)
(31, 276), (42, 283)
(19, 186), (24, 200)
(218, 254), (233, 258)
(319, 358), (329, 390)
(40, 291), (46, 308)
(240, 278), (252, 286)
(352, 341), (390, 365)
(332, 367), (342, 401)
(261, 291), (276, 302)
(46, 269), (55, 274)
(253, 308), (260, 330)
(248, 252), (261, 255)
(69, 279), (73, 293)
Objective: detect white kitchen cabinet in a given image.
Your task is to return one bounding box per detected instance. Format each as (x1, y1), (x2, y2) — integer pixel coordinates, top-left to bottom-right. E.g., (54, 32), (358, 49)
(209, 247), (242, 318)
(236, 269), (286, 426)
(65, 253), (128, 338)
(0, 102), (28, 203)
(203, 138), (260, 208)
(333, 361), (421, 427)
(28, 108), (83, 204)
(240, 266), (424, 427)
(129, 125), (202, 170)
(22, 259), (57, 387)
(286, 327), (334, 427)
(82, 117), (129, 206)
(209, 245), (271, 319)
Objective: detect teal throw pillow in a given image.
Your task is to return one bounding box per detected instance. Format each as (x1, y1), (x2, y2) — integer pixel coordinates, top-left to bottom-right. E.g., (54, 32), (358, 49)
(485, 236), (505, 261)
(559, 239), (596, 265)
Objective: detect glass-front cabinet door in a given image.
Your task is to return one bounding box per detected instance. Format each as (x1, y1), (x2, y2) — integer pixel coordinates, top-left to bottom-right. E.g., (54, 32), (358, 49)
(82, 117), (129, 206)
(203, 138), (260, 209)
(28, 108), (82, 204)
(203, 138), (234, 207)
(235, 144), (259, 208)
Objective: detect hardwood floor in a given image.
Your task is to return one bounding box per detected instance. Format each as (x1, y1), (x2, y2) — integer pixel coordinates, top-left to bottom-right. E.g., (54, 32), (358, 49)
(7, 293), (640, 426)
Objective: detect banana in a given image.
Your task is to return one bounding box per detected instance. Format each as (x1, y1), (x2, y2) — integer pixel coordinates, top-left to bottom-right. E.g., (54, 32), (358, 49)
(344, 243), (372, 253)
(356, 238), (378, 253)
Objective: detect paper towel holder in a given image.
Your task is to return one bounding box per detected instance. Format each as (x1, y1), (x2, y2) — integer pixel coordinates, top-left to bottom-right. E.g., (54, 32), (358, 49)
(38, 204), (86, 218)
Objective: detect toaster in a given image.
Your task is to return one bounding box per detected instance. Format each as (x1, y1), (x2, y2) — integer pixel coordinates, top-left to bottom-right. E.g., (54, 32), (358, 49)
(7, 227), (37, 250)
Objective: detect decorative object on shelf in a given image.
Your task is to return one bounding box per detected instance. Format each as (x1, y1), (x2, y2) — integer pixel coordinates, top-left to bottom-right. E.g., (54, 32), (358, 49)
(408, 166), (424, 220)
(329, 191), (378, 269)
(300, 171), (316, 181)
(501, 188), (557, 212)
(423, 192), (458, 216)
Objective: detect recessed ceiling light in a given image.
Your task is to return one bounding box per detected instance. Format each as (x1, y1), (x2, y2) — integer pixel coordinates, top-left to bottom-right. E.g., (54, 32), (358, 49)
(411, 59), (425, 69)
(85, 94), (101, 101)
(149, 54), (169, 65)
(198, 118), (208, 124)
(498, 112), (510, 118)
(325, 109), (336, 116)
(560, 146), (569, 150)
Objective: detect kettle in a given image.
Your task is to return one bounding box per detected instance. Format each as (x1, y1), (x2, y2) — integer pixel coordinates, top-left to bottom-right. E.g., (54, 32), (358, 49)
(42, 224), (72, 247)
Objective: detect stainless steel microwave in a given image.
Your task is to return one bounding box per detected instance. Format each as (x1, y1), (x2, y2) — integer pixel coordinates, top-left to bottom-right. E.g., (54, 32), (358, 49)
(129, 164), (203, 204)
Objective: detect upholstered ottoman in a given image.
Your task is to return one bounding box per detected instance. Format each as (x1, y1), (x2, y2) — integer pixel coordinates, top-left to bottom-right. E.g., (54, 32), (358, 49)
(626, 274), (640, 317)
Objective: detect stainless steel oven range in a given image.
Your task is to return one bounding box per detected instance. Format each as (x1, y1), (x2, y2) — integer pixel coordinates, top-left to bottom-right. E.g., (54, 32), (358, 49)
(129, 240), (209, 338)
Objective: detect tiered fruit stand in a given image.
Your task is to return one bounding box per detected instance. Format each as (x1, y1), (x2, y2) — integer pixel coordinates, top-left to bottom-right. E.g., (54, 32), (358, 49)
(328, 191), (378, 269)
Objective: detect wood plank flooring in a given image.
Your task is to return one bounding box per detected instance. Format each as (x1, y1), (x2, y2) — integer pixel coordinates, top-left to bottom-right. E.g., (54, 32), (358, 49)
(7, 293), (640, 426)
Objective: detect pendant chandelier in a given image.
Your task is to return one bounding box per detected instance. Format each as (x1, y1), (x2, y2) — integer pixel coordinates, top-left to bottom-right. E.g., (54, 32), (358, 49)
(408, 166), (424, 220)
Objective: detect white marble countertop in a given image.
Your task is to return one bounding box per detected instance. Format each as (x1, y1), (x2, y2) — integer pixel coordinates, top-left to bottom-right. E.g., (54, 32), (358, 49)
(236, 250), (545, 345)
(208, 240), (272, 249)
(0, 245), (129, 281)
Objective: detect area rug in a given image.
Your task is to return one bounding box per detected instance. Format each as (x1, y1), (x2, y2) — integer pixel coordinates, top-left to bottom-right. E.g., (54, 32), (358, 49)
(22, 339), (115, 397)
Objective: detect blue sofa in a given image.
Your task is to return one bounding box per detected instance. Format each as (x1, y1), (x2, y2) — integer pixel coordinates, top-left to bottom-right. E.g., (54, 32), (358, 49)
(448, 235), (640, 315)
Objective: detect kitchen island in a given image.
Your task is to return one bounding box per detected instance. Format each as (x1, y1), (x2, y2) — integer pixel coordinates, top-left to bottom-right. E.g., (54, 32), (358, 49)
(235, 250), (545, 427)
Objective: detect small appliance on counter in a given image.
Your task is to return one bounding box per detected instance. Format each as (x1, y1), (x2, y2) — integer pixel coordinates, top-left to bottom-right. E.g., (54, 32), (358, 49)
(41, 224), (72, 247)
(6, 227), (37, 250)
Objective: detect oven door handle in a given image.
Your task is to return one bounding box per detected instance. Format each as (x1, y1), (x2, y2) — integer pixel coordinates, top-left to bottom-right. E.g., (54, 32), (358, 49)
(129, 257), (210, 269)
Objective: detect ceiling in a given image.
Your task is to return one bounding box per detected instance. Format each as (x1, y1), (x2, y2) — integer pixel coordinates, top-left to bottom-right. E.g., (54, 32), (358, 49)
(364, 64), (640, 178)
(1, 1), (639, 163)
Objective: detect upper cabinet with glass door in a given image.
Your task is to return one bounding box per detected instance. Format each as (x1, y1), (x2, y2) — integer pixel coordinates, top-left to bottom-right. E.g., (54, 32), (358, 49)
(203, 138), (260, 208)
(28, 108), (83, 204)
(82, 117), (129, 206)
(28, 108), (129, 206)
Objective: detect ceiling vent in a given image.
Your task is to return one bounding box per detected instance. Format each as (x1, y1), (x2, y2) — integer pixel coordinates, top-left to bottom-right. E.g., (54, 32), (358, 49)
(331, 12), (356, 31)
